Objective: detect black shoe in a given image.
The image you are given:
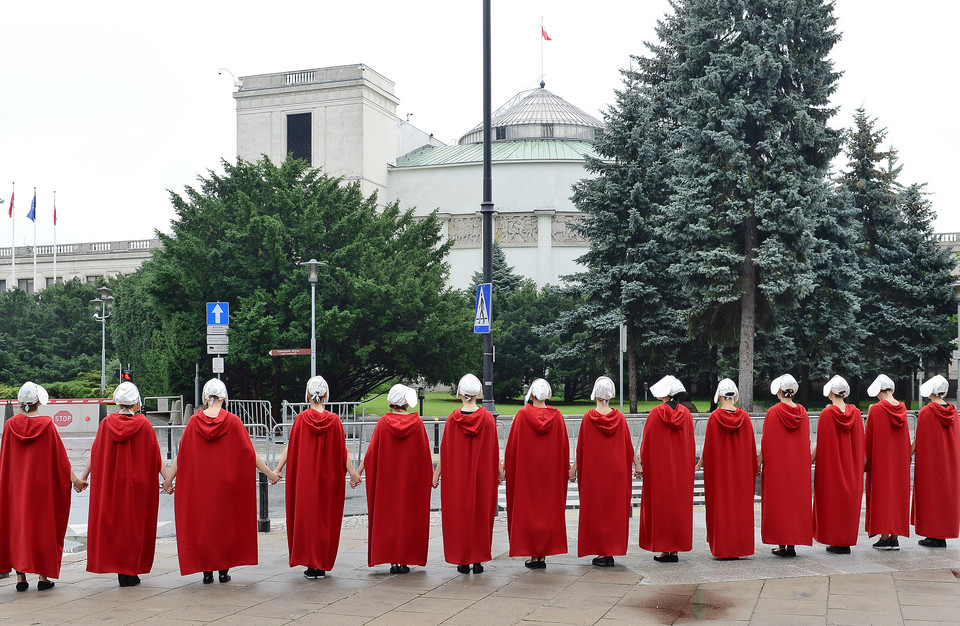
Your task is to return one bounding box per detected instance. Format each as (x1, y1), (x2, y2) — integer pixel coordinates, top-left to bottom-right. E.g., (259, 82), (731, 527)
(826, 545), (851, 554)
(472, 563), (484, 574)
(389, 565), (400, 574)
(772, 546), (797, 557)
(919, 537), (947, 548)
(524, 558), (546, 569)
(202, 571), (214, 584)
(37, 580), (55, 591)
(653, 553), (679, 563)
(304, 568), (325, 579)
(218, 570), (231, 583)
(128, 575), (141, 587)
(398, 565), (410, 574)
(872, 536), (899, 551)
(15, 581), (28, 592)
(118, 574), (128, 587)
(456, 565), (471, 574)
(592, 556), (615, 567)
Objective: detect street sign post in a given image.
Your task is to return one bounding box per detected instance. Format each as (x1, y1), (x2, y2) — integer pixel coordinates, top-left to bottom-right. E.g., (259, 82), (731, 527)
(205, 303), (229, 356)
(268, 348), (312, 357)
(212, 357), (224, 373)
(206, 302), (229, 326)
(474, 283), (492, 333)
(207, 344), (229, 355)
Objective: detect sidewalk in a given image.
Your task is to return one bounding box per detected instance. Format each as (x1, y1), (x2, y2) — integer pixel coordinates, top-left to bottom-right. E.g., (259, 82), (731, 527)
(2, 510), (959, 624)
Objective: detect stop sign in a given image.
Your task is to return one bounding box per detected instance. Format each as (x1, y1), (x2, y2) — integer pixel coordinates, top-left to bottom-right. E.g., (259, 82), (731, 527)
(52, 410), (74, 428)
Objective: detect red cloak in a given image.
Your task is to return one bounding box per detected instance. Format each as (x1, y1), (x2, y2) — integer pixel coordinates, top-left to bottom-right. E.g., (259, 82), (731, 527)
(87, 412), (162, 575)
(575, 408), (633, 557)
(0, 414), (72, 578)
(813, 403), (864, 546)
(439, 406), (500, 565)
(285, 409), (347, 571)
(364, 412), (432, 567)
(864, 400), (911, 537)
(760, 402), (813, 546)
(703, 407), (757, 558)
(639, 402), (695, 553)
(912, 401), (960, 538)
(504, 405), (569, 557)
(174, 409), (258, 575)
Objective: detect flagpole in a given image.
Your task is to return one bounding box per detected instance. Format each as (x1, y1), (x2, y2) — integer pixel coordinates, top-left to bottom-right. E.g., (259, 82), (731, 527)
(540, 17), (544, 83)
(32, 187), (37, 292)
(53, 190), (57, 284)
(9, 183), (14, 291)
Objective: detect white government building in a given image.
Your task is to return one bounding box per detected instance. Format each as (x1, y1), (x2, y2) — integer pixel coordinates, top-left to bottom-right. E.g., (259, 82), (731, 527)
(3, 62), (959, 295)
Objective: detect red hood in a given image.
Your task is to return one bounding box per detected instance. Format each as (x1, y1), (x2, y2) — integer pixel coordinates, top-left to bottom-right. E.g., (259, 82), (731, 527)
(380, 412), (423, 439)
(188, 409), (236, 441)
(4, 414), (52, 443)
(522, 405), (563, 434)
(103, 412), (149, 442)
(924, 401), (958, 428)
(711, 407), (750, 432)
(449, 406), (492, 437)
(768, 402), (806, 431)
(587, 408), (624, 435)
(656, 403), (691, 430)
(821, 403), (861, 432)
(872, 399), (907, 428)
(298, 408), (340, 435)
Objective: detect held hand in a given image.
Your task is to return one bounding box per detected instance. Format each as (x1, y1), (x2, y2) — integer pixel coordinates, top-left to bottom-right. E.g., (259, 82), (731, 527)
(568, 467), (577, 482)
(499, 466), (506, 483)
(162, 479), (174, 494)
(72, 477), (88, 493)
(265, 469), (281, 485)
(349, 473), (362, 489)
(432, 476), (440, 489)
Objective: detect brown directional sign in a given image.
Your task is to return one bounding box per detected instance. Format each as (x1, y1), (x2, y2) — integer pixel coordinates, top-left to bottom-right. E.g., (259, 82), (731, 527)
(267, 348), (311, 357)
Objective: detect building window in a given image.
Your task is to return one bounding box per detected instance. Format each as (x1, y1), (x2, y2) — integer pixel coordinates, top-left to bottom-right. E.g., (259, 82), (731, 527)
(541, 124), (554, 138)
(86, 275), (103, 284)
(47, 277), (57, 288)
(287, 113), (312, 165)
(18, 278), (34, 293)
(0, 279), (5, 291)
(495, 126), (506, 140)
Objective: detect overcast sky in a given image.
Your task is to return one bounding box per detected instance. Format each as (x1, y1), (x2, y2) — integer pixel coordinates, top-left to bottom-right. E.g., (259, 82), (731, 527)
(2, 0), (957, 249)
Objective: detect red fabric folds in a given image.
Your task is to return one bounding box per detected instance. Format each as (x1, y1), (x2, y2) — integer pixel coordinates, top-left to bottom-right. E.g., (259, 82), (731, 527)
(439, 406), (500, 565)
(285, 409), (347, 570)
(174, 409), (258, 575)
(639, 402), (695, 553)
(865, 400), (911, 537)
(364, 412), (432, 567)
(575, 408), (634, 557)
(87, 412), (162, 575)
(760, 402), (813, 546)
(505, 405), (569, 557)
(912, 401), (960, 538)
(703, 407), (757, 558)
(0, 414), (72, 578)
(813, 403), (865, 546)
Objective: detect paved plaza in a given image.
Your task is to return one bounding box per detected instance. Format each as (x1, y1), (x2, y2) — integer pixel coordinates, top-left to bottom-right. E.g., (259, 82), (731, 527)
(2, 507), (959, 625)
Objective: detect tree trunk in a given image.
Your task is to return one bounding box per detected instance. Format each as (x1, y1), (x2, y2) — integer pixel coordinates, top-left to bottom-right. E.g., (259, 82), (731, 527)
(628, 340), (638, 414)
(738, 215), (758, 412)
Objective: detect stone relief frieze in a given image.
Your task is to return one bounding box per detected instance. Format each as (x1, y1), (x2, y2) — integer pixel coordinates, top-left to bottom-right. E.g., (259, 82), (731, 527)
(446, 217), (482, 248)
(497, 215), (538, 246)
(552, 216), (589, 245)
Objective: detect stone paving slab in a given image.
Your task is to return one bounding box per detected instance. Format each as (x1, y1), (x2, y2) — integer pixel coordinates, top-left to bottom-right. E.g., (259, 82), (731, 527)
(2, 509), (960, 624)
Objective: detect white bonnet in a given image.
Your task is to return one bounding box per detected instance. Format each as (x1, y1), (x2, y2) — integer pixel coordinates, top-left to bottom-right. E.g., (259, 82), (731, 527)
(113, 381), (141, 406)
(305, 376), (329, 403)
(867, 374), (895, 398)
(713, 378), (739, 404)
(525, 378), (552, 403)
(388, 384), (418, 410)
(457, 374), (482, 398)
(202, 378), (228, 404)
(919, 374), (949, 398)
(770, 374), (799, 396)
(649, 375), (685, 399)
(590, 376), (616, 401)
(822, 375), (850, 398)
(17, 381), (49, 406)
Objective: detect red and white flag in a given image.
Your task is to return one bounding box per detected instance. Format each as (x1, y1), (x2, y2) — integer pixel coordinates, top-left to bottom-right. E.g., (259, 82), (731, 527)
(53, 196), (57, 225)
(7, 189), (12, 218)
(541, 26), (551, 41)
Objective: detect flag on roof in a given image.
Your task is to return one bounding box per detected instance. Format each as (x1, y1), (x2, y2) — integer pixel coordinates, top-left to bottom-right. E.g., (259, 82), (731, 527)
(7, 189), (11, 218)
(27, 190), (36, 222)
(541, 27), (551, 41)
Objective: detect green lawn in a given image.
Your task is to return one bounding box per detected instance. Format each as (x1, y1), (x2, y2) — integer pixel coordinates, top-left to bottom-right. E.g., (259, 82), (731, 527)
(359, 390), (712, 417)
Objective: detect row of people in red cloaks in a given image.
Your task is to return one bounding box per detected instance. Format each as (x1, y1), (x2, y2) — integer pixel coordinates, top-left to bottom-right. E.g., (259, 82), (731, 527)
(689, 373), (960, 561)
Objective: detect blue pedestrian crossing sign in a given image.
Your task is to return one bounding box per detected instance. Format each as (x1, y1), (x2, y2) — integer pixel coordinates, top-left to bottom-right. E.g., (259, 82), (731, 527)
(206, 302), (230, 326)
(474, 283), (492, 333)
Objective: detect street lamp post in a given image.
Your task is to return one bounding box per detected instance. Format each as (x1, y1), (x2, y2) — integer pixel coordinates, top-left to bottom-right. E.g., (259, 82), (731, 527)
(952, 281), (960, 402)
(301, 259), (326, 378)
(90, 286), (114, 396)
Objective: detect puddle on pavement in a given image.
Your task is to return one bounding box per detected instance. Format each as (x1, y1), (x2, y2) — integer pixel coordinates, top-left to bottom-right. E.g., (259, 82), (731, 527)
(638, 588), (735, 623)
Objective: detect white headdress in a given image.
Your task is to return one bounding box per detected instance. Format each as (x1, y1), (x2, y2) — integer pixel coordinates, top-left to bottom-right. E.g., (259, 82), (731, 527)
(919, 374), (949, 398)
(525, 378), (552, 403)
(822, 375), (850, 398)
(867, 374), (895, 398)
(590, 376), (616, 401)
(457, 374), (482, 399)
(713, 378), (739, 404)
(770, 374), (799, 396)
(649, 375), (685, 399)
(17, 381), (49, 406)
(202, 378), (228, 405)
(113, 381), (141, 407)
(305, 376), (329, 404)
(387, 384), (418, 410)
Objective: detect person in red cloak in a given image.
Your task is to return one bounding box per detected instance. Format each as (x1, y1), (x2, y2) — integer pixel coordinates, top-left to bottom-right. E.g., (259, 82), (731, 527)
(813, 375), (864, 554)
(78, 382), (168, 587)
(638, 375), (695, 563)
(504, 378), (570, 569)
(162, 379), (279, 584)
(0, 382), (85, 592)
(864, 374), (911, 550)
(571, 376), (636, 567)
(759, 374), (812, 558)
(697, 378), (757, 559)
(355, 384), (432, 574)
(432, 373), (500, 574)
(912, 374), (960, 547)
(274, 376), (360, 579)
